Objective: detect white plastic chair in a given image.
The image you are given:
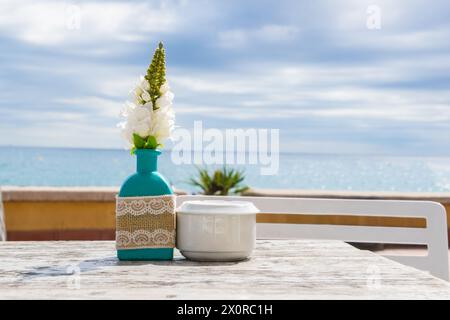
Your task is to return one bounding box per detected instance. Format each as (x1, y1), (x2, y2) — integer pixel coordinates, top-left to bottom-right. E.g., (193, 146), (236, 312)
(176, 195), (449, 281)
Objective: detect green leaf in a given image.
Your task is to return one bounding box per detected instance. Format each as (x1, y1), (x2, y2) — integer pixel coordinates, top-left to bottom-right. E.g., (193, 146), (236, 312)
(130, 146), (136, 155)
(144, 135), (158, 149)
(133, 133), (146, 149)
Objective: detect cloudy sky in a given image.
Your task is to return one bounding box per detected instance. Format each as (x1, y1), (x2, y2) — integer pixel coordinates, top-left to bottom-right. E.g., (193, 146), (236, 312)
(1, 0), (450, 155)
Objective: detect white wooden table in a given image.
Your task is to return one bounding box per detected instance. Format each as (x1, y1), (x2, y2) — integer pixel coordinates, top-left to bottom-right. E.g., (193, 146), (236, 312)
(0, 240), (449, 299)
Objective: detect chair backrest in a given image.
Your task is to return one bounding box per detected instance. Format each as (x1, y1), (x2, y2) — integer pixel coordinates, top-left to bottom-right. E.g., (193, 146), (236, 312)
(176, 195), (449, 281)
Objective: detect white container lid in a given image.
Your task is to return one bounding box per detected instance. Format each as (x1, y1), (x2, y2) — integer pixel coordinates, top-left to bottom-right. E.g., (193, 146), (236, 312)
(177, 200), (259, 215)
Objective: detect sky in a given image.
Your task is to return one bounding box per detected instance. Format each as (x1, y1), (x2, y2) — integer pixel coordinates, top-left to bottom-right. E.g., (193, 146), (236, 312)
(1, 0), (450, 155)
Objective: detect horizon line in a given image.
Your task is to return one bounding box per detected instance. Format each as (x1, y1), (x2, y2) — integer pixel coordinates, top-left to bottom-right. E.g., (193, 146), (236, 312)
(0, 144), (449, 157)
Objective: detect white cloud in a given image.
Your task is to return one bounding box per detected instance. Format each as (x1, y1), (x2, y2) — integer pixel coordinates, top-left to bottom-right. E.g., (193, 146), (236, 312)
(0, 121), (121, 148)
(0, 0), (180, 46)
(172, 55), (450, 96)
(13, 57), (142, 100)
(218, 24), (299, 48)
(18, 110), (87, 122)
(170, 54), (450, 124)
(297, 104), (450, 122)
(1, 0), (450, 154)
(54, 96), (122, 119)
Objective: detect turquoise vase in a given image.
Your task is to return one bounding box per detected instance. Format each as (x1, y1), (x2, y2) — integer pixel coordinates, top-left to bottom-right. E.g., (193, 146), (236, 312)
(117, 149), (174, 261)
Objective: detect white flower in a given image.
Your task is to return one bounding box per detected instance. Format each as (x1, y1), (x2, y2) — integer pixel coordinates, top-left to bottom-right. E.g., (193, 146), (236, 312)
(134, 121), (151, 137)
(120, 101), (134, 118)
(141, 90), (151, 103)
(142, 101), (153, 111)
(151, 103), (175, 143)
(130, 87), (143, 105)
(129, 76), (150, 106)
(118, 121), (131, 144)
(160, 82), (170, 95)
(140, 76), (150, 91)
(155, 91), (174, 109)
(119, 103), (153, 144)
(119, 81), (175, 148)
(130, 106), (151, 123)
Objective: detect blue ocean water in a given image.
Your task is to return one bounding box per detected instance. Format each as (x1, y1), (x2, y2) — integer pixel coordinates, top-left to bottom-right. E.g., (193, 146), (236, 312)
(1, 146), (450, 193)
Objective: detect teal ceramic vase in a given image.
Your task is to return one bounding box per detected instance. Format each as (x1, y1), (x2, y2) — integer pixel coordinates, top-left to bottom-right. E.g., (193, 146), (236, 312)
(117, 149), (174, 260)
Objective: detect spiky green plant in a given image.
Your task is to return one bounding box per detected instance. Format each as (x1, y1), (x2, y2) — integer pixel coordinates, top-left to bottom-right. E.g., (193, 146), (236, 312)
(188, 167), (249, 195)
(145, 42), (166, 108)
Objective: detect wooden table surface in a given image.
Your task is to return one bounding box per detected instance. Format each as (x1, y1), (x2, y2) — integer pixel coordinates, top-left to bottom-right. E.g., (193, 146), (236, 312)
(0, 240), (449, 299)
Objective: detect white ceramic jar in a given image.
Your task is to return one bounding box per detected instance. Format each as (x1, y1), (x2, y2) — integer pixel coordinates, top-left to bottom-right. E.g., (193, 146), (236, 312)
(176, 200), (259, 261)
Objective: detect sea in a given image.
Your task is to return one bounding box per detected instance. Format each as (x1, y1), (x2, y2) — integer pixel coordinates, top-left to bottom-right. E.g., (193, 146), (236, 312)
(1, 146), (450, 193)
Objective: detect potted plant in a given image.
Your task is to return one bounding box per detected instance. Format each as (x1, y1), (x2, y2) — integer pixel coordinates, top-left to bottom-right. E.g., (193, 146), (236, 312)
(189, 166), (249, 195)
(116, 42), (176, 261)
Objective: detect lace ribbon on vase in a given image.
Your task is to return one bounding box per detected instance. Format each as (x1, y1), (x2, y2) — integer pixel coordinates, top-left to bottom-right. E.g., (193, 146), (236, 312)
(115, 195), (175, 250)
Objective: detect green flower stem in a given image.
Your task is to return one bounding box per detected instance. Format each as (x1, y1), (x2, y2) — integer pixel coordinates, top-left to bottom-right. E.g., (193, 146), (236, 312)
(145, 42), (166, 109)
